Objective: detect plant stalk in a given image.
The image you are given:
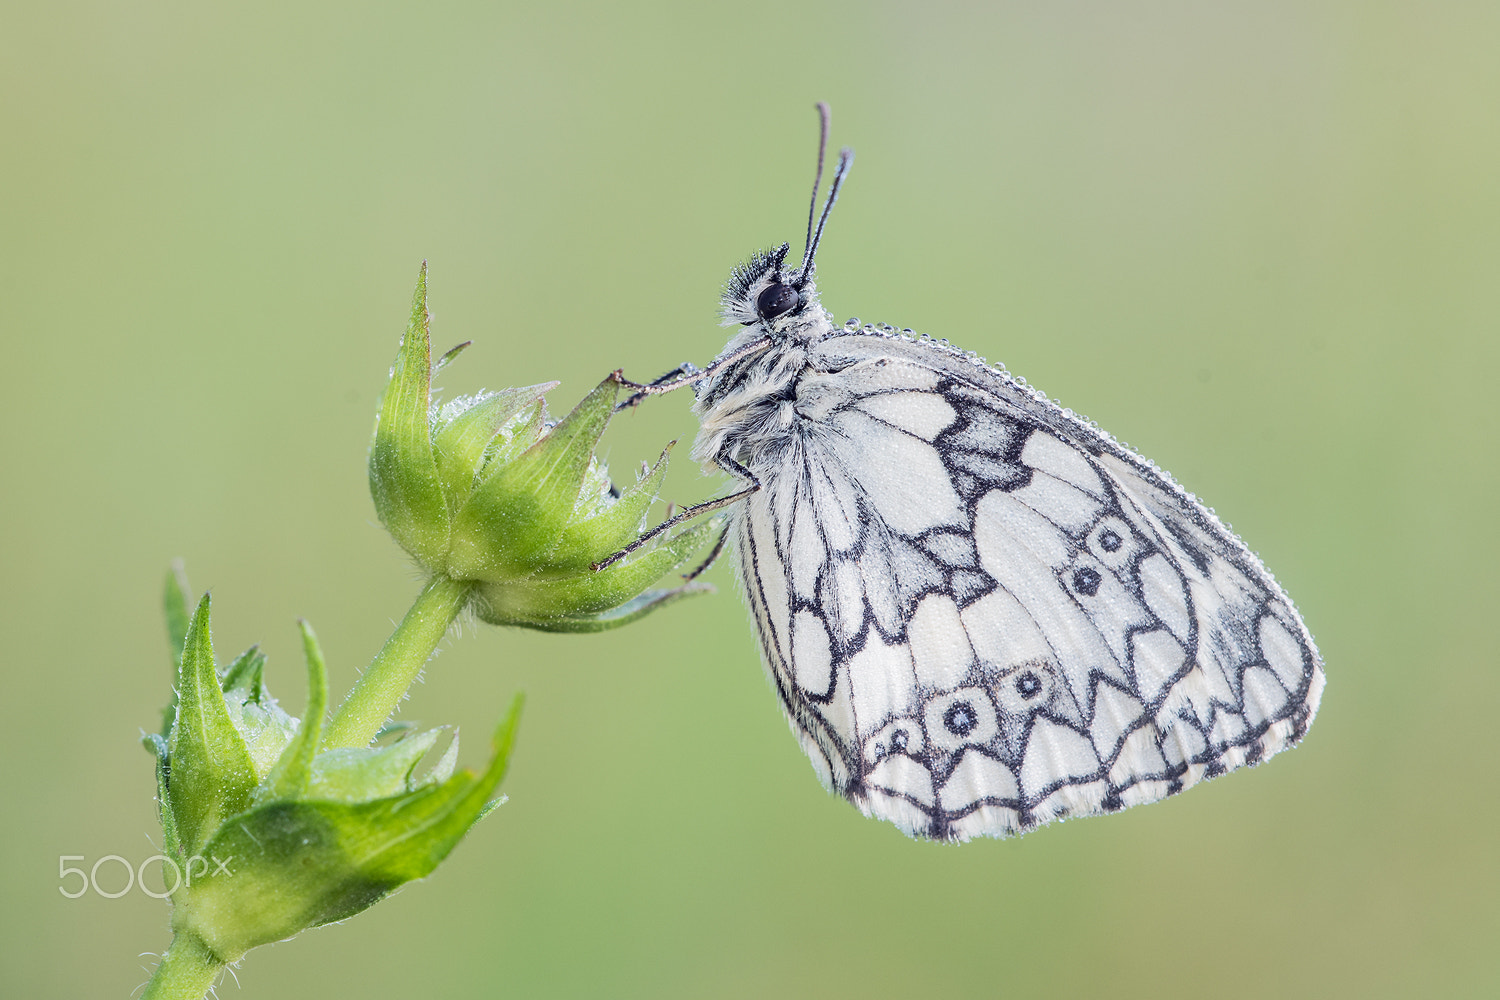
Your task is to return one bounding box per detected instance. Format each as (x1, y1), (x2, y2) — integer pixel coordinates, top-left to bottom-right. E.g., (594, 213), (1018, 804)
(140, 931), (223, 1000)
(321, 575), (474, 750)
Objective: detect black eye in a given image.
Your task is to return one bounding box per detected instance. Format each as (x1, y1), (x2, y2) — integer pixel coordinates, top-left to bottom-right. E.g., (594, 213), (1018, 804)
(756, 281), (800, 320)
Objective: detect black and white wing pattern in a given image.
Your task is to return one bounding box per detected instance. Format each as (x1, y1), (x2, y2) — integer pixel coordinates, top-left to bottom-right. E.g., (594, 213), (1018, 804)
(729, 327), (1324, 842)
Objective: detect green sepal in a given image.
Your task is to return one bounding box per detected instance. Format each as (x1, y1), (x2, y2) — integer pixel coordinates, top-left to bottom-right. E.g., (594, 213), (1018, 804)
(220, 645), (298, 781)
(434, 339), (471, 374)
(498, 580), (715, 633)
(372, 719), (419, 743)
(369, 263), (450, 569)
(167, 594), (259, 855)
(432, 383), (556, 517)
(474, 516), (723, 626)
(254, 621), (328, 805)
(427, 728), (461, 785)
(448, 377), (618, 578)
(306, 727), (444, 802)
(145, 732), (183, 861)
(546, 445), (673, 572)
(220, 645), (267, 702)
(484, 398), (548, 472)
(180, 695), (523, 962)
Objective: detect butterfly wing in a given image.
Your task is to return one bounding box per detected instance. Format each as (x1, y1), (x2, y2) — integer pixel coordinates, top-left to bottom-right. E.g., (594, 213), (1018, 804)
(733, 329), (1324, 841)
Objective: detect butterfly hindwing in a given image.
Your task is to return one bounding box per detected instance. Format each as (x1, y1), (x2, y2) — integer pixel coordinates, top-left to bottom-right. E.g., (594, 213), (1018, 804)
(732, 330), (1324, 841)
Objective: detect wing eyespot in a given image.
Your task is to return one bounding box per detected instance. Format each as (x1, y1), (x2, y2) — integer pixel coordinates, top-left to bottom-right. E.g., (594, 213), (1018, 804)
(942, 701), (978, 736)
(1014, 671), (1043, 699)
(1071, 566), (1103, 597)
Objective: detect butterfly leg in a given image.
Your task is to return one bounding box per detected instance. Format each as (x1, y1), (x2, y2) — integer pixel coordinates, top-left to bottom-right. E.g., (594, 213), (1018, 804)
(591, 456), (760, 572)
(680, 519), (731, 582)
(614, 362), (703, 411)
(611, 336), (774, 410)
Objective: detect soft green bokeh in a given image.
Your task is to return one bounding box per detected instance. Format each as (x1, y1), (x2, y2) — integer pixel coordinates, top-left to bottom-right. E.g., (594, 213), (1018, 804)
(3, 2), (1496, 997)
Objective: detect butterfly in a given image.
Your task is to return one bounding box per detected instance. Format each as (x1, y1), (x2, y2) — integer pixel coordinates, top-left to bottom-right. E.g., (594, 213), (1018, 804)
(610, 104), (1325, 842)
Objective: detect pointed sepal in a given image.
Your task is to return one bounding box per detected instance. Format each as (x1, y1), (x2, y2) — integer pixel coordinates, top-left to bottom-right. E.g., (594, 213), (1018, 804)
(369, 263), (451, 569)
(253, 621), (328, 805)
(432, 383), (556, 517)
(166, 594), (259, 855)
(474, 515), (723, 630)
(306, 727), (445, 802)
(447, 376), (618, 577)
(546, 445), (673, 572)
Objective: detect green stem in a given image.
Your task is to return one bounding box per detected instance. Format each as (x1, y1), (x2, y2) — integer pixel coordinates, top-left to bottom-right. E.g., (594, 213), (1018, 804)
(140, 932), (223, 1000)
(322, 575), (474, 749)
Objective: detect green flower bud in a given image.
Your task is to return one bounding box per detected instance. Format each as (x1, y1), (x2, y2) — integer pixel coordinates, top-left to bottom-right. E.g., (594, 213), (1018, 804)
(147, 581), (520, 963)
(368, 264), (721, 632)
(138, 260), (728, 996)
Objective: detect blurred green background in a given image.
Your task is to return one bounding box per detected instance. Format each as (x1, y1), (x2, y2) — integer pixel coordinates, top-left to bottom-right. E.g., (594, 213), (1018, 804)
(3, 2), (1496, 997)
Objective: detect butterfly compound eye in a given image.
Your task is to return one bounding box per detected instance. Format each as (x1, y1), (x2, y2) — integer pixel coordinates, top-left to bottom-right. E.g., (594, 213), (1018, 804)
(756, 281), (800, 321)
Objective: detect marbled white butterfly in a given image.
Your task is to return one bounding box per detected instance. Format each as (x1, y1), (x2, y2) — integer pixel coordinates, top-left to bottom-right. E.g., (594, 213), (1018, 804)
(611, 104), (1324, 841)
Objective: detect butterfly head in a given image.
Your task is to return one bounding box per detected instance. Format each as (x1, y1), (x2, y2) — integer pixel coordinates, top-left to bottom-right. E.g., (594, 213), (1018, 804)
(720, 103), (854, 341)
(721, 242), (815, 329)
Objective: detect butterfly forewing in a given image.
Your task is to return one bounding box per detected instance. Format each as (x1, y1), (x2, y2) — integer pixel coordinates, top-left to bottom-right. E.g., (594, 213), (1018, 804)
(728, 329), (1323, 842)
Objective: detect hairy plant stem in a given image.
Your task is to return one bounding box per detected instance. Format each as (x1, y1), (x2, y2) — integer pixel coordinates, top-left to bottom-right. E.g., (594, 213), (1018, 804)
(321, 575), (475, 750)
(140, 931), (223, 1000)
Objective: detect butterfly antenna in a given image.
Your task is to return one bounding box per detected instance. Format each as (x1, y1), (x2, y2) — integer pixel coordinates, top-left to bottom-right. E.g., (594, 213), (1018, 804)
(797, 146), (853, 285)
(797, 104), (853, 285)
(802, 101), (832, 268)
